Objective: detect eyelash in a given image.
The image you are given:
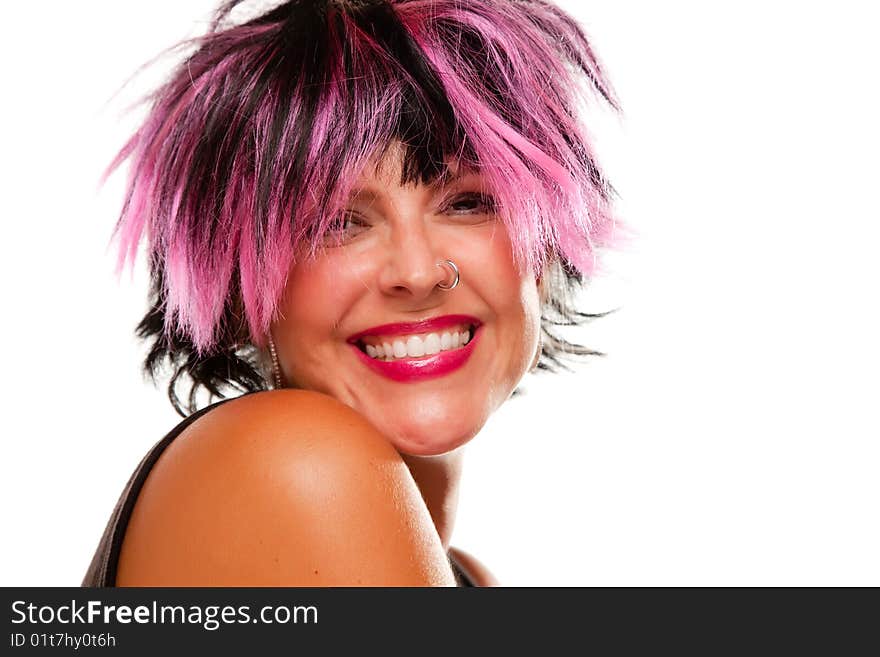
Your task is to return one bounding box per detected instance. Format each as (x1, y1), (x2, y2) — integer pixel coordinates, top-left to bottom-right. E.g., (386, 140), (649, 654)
(326, 192), (497, 242)
(441, 192), (497, 215)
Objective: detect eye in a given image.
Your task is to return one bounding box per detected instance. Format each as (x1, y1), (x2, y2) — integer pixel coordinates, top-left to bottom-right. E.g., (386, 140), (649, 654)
(441, 192), (497, 215)
(322, 212), (371, 245)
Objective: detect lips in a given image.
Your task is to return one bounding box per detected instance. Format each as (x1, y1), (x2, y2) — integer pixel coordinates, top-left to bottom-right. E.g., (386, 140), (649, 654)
(347, 314), (482, 382)
(346, 314), (481, 344)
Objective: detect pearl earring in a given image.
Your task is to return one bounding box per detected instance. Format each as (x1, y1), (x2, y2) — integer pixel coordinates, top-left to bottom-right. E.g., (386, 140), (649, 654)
(267, 334), (284, 389)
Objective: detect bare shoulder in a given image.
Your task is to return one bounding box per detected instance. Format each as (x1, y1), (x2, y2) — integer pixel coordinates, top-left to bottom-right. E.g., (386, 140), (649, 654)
(116, 390), (455, 586)
(448, 546), (500, 587)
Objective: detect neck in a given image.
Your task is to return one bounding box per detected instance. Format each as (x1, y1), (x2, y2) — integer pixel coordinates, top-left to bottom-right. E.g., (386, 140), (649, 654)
(400, 449), (464, 551)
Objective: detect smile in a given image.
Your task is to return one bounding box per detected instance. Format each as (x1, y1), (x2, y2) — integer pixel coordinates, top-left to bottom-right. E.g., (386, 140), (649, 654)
(347, 315), (482, 382)
(359, 324), (474, 360)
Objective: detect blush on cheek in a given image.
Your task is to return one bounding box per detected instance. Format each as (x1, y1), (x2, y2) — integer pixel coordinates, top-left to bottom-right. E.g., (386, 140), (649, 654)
(281, 258), (357, 333)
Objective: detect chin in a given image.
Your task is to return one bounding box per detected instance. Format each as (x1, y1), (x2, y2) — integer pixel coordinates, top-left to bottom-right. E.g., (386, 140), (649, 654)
(393, 436), (471, 457)
(378, 414), (482, 457)
(349, 388), (499, 456)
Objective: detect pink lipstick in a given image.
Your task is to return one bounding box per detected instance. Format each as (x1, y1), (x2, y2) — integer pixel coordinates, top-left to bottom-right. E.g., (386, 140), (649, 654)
(347, 314), (482, 383)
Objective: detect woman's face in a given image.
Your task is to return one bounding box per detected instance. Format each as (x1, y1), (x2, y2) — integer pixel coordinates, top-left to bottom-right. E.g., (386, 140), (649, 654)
(271, 145), (541, 456)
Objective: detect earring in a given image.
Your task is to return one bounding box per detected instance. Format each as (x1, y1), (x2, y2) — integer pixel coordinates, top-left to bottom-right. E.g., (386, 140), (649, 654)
(267, 334), (284, 389)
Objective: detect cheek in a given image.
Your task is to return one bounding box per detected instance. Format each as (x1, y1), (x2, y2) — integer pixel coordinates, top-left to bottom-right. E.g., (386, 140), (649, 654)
(485, 228), (541, 321)
(520, 277), (542, 327)
(514, 277), (542, 361)
(472, 230), (542, 369)
(278, 257), (361, 334)
(273, 258), (364, 390)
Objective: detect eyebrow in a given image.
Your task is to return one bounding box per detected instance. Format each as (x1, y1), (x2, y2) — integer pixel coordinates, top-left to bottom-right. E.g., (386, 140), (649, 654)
(350, 170), (483, 204)
(432, 166), (484, 189)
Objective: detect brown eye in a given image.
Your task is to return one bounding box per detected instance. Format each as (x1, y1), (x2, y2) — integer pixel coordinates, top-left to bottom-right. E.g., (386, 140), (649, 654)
(443, 192), (497, 215)
(322, 212), (371, 245)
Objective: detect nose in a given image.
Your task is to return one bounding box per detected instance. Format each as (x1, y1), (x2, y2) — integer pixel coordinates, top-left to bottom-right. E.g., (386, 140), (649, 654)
(377, 219), (450, 300)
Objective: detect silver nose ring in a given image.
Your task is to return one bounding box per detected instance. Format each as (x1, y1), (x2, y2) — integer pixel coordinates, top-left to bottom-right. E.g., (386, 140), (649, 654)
(436, 259), (460, 290)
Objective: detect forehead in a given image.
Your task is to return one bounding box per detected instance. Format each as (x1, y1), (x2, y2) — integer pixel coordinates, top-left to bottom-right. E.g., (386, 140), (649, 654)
(355, 142), (481, 193)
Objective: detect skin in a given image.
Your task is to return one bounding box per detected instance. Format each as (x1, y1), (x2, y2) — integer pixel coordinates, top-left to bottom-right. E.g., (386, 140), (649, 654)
(274, 143), (542, 457)
(118, 390), (458, 586)
(117, 143), (542, 586)
(272, 144), (542, 548)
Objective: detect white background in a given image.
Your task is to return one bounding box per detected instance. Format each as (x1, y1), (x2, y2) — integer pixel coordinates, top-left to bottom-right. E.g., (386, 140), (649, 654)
(1, 1), (878, 586)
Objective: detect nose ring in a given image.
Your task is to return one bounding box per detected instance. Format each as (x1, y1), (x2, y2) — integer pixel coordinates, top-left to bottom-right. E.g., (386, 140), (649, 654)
(436, 259), (460, 290)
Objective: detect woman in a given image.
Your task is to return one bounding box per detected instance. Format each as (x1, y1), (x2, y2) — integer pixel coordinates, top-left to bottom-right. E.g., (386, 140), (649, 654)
(83, 0), (620, 586)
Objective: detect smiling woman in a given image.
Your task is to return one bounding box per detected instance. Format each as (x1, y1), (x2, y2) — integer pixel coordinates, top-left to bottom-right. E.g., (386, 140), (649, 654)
(272, 147), (542, 456)
(82, 0), (621, 587)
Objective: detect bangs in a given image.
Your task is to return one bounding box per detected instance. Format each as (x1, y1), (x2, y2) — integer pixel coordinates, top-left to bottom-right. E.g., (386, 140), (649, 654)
(112, 0), (619, 353)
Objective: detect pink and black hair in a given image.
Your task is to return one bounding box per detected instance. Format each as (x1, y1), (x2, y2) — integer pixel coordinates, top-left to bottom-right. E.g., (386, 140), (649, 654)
(113, 0), (621, 414)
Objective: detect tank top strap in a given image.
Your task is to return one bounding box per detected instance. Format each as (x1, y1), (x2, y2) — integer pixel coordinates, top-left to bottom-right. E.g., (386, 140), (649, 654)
(82, 397), (236, 587)
(448, 551), (478, 587)
(83, 393), (480, 587)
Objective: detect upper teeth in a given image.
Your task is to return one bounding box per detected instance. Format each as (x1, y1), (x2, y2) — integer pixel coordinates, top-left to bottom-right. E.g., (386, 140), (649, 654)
(362, 327), (472, 360)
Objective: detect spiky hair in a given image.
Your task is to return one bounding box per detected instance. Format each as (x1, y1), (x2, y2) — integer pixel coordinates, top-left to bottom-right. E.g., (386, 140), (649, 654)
(111, 0), (621, 414)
